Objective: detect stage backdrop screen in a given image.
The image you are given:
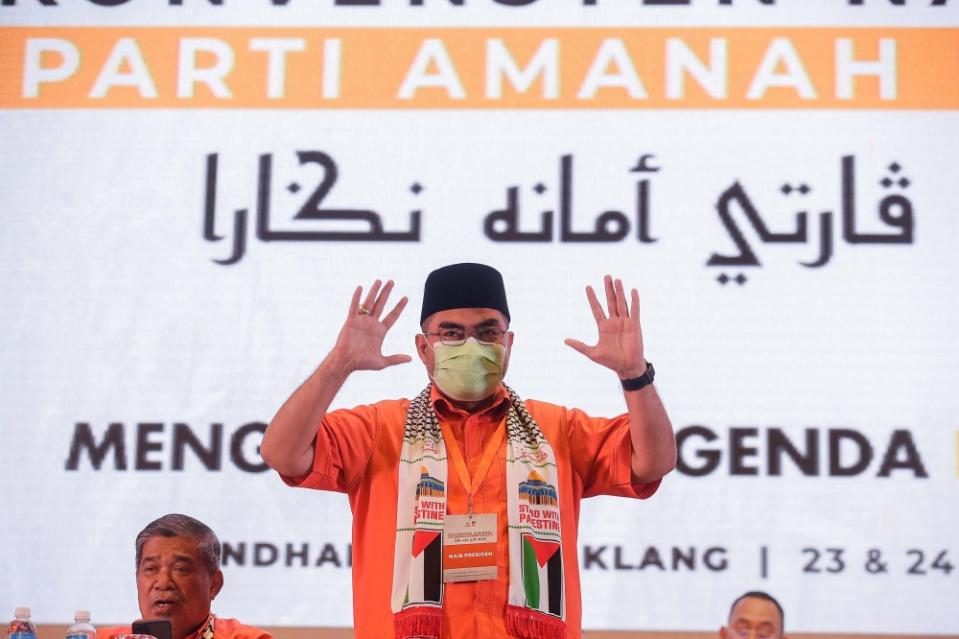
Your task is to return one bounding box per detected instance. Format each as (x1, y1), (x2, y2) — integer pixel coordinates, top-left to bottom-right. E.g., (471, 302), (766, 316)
(1, 0), (957, 634)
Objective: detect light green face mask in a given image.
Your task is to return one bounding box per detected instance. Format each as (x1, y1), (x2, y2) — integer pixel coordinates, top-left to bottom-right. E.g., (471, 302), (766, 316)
(431, 337), (507, 402)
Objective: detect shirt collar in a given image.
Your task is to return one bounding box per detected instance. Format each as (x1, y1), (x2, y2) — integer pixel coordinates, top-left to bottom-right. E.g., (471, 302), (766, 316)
(185, 613), (216, 639)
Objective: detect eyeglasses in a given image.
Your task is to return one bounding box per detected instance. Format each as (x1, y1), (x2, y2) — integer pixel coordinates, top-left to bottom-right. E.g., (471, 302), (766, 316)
(422, 327), (509, 346)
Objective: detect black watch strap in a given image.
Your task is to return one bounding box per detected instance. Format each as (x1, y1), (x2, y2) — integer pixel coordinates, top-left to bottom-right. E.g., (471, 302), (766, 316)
(620, 361), (655, 392)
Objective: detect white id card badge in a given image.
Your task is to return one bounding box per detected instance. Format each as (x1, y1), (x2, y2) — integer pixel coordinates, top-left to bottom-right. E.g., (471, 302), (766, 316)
(442, 513), (498, 583)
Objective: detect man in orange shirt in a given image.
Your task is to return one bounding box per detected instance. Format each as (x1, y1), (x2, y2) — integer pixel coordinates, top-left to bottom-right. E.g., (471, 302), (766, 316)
(98, 514), (272, 639)
(261, 263), (676, 639)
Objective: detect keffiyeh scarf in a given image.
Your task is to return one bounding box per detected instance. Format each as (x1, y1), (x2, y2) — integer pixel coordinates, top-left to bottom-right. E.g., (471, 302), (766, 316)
(390, 385), (567, 639)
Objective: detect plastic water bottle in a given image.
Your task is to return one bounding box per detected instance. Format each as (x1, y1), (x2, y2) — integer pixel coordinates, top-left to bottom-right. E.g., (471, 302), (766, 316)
(5, 608), (37, 639)
(64, 611), (95, 639)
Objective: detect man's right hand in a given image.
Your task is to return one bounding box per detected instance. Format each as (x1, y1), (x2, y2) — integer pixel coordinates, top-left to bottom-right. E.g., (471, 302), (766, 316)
(331, 279), (411, 373)
(261, 279), (410, 478)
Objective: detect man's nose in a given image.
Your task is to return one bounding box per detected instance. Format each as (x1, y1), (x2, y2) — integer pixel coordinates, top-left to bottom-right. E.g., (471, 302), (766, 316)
(153, 569), (176, 588)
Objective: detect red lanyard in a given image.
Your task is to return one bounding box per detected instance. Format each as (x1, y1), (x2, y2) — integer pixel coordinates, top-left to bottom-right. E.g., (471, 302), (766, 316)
(439, 420), (506, 515)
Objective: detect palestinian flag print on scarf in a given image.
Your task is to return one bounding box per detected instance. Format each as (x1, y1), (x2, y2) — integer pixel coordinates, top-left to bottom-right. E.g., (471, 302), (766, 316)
(392, 385), (567, 639)
(517, 470), (564, 618)
(402, 467), (445, 607)
(521, 534), (563, 616)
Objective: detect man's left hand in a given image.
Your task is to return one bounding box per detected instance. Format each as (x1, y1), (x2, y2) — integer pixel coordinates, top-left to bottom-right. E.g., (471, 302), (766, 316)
(564, 275), (648, 380)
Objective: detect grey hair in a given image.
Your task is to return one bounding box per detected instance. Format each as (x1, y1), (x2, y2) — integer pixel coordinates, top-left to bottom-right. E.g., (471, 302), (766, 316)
(134, 513), (221, 575)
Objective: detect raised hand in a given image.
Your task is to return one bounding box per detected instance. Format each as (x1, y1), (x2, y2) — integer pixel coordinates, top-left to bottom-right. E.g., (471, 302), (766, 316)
(332, 279), (412, 372)
(564, 275), (647, 379)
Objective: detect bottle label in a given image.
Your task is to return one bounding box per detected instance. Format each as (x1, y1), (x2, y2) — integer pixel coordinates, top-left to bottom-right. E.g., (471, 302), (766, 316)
(9, 633), (37, 639)
(67, 634), (89, 639)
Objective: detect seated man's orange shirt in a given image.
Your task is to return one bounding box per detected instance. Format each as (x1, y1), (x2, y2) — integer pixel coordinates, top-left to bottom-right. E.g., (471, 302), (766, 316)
(97, 615), (273, 639)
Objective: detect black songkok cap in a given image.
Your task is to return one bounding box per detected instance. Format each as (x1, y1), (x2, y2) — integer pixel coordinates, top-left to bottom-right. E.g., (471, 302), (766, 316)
(420, 263), (510, 325)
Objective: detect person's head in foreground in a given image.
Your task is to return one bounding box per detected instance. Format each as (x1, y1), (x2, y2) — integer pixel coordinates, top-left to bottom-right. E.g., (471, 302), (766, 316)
(720, 591), (786, 639)
(134, 513), (224, 639)
(415, 263), (514, 407)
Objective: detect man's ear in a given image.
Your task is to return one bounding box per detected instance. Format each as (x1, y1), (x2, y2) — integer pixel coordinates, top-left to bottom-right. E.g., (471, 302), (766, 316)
(210, 570), (224, 600)
(719, 626), (729, 639)
(415, 334), (430, 365)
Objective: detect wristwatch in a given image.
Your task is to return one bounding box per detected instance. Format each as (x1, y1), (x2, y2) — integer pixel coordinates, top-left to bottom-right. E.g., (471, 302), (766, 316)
(620, 361), (655, 392)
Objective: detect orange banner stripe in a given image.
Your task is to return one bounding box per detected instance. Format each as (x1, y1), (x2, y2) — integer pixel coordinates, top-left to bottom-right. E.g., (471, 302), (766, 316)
(0, 27), (956, 109)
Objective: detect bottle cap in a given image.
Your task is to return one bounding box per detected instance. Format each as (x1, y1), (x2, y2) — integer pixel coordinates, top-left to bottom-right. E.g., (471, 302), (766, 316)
(14, 607), (31, 618)
(75, 610), (91, 622)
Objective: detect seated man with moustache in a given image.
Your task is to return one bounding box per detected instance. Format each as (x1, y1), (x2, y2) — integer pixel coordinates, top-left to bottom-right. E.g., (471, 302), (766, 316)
(99, 513), (272, 639)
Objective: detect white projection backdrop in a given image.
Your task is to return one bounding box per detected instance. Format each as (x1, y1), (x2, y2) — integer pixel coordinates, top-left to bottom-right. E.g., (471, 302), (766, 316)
(1, 1), (957, 635)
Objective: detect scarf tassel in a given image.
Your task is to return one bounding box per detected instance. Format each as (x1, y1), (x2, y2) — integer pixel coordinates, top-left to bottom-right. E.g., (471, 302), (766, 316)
(394, 606), (443, 639)
(506, 605), (566, 639)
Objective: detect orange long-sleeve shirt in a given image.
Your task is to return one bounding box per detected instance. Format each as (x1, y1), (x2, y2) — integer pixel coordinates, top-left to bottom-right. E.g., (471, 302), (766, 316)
(284, 385), (660, 639)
